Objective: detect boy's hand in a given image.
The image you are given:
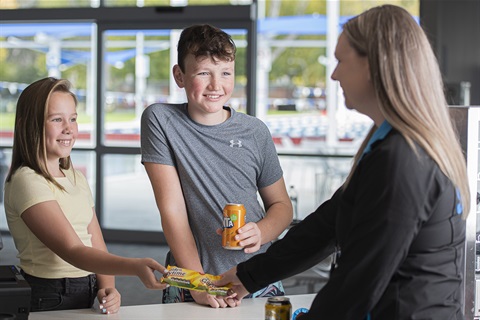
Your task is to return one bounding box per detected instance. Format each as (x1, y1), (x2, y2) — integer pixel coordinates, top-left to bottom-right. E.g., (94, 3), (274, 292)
(190, 290), (229, 308)
(236, 222), (262, 253)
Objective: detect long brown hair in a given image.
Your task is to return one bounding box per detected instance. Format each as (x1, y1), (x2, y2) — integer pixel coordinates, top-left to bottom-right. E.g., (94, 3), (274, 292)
(342, 5), (470, 217)
(6, 77), (77, 190)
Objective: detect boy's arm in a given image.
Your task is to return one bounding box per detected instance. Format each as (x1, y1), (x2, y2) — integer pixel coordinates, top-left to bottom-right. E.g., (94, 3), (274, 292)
(144, 162), (229, 308)
(144, 162), (203, 272)
(257, 177), (293, 243)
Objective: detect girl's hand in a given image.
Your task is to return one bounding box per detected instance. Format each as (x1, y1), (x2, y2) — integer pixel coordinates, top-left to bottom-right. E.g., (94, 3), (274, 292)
(135, 258), (169, 290)
(97, 287), (121, 314)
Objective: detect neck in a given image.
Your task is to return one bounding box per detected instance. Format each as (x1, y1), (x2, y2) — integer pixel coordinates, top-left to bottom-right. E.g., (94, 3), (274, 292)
(188, 105), (230, 125)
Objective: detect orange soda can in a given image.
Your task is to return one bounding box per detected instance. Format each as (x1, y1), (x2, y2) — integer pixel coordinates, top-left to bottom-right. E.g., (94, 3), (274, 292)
(222, 203), (246, 250)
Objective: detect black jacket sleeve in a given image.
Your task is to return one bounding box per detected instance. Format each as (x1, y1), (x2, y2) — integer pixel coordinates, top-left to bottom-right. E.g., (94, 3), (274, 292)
(236, 188), (339, 292)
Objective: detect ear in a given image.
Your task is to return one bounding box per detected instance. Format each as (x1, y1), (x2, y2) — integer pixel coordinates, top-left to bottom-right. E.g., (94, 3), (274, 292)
(172, 65), (185, 88)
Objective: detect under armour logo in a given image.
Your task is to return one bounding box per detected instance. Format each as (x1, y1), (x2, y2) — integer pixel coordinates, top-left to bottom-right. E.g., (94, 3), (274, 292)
(230, 139), (242, 148)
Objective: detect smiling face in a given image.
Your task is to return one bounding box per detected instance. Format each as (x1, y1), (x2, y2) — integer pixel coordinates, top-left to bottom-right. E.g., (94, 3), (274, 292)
(331, 33), (378, 119)
(173, 53), (234, 124)
(44, 91), (78, 173)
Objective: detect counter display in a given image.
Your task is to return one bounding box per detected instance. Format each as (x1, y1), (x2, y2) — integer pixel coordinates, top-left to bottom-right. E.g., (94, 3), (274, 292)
(449, 105), (480, 319)
(29, 294), (315, 320)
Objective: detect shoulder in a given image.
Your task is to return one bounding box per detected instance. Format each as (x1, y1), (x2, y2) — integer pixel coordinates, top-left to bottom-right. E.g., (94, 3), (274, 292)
(5, 167), (55, 208)
(9, 167), (47, 186)
(143, 103), (184, 117)
(368, 130), (436, 176)
(66, 167), (88, 185)
(232, 110), (270, 132)
(141, 103), (188, 129)
(380, 131), (425, 161)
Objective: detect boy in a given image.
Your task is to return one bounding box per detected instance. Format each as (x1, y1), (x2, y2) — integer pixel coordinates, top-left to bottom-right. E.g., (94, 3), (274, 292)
(141, 24), (292, 308)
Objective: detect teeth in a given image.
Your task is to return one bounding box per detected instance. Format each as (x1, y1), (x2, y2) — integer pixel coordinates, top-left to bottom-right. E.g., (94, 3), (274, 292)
(58, 140), (71, 147)
(207, 95), (220, 99)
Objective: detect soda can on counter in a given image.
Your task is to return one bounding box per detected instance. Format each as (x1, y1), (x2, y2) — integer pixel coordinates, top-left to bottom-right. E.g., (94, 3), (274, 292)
(265, 297), (292, 320)
(222, 203), (246, 250)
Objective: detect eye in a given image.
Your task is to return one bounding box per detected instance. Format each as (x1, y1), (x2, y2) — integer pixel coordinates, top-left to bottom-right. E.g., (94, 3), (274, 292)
(52, 118), (62, 122)
(70, 117), (77, 123)
(198, 72), (209, 76)
(223, 72), (232, 76)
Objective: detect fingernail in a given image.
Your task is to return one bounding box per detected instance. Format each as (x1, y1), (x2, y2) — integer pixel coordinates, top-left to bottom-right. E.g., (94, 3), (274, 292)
(102, 299), (106, 304)
(102, 308), (107, 313)
(99, 305), (103, 309)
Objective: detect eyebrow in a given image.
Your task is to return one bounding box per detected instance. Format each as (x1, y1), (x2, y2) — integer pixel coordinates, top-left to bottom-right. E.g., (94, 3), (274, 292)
(47, 112), (78, 117)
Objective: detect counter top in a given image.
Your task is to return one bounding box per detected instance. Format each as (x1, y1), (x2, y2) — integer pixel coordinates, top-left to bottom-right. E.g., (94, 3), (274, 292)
(29, 294), (315, 320)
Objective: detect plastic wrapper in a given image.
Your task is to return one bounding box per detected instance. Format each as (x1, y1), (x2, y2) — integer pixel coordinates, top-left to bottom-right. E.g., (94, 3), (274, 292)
(160, 265), (231, 296)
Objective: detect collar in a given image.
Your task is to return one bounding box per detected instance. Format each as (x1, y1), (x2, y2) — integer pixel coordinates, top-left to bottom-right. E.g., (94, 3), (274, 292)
(359, 120), (393, 161)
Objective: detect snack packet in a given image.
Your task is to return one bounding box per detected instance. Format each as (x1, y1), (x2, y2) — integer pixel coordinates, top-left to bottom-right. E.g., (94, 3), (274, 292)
(161, 265), (231, 296)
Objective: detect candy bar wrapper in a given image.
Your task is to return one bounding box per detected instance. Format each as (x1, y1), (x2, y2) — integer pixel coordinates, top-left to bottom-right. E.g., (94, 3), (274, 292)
(161, 265), (232, 296)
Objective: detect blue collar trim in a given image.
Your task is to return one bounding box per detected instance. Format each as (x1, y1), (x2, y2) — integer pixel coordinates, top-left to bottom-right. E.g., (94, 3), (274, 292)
(360, 120), (393, 161)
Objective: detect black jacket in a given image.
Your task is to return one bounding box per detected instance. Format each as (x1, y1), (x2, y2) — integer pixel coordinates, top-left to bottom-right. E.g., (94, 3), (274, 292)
(237, 130), (465, 320)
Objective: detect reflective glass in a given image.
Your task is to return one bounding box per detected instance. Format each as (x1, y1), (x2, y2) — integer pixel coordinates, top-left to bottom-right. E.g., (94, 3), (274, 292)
(0, 148), (11, 230)
(102, 28), (247, 146)
(258, 1), (418, 155)
(103, 0), (252, 7)
(0, 0), (94, 9)
(0, 0), (252, 9)
(279, 155), (352, 219)
(0, 22), (97, 148)
(102, 154), (160, 231)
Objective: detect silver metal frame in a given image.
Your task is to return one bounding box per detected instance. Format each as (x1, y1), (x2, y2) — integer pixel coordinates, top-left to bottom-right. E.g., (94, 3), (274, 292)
(0, 4), (257, 244)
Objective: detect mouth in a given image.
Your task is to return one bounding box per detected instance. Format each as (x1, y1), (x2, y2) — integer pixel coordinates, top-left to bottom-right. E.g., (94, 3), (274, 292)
(57, 139), (73, 147)
(205, 94), (222, 99)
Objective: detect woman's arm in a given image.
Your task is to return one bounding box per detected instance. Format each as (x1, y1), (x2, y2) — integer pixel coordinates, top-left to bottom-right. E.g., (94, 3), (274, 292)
(235, 192), (338, 293)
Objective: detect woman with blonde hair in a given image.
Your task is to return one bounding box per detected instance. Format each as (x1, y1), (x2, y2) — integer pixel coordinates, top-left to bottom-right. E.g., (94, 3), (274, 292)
(217, 5), (470, 319)
(4, 77), (167, 314)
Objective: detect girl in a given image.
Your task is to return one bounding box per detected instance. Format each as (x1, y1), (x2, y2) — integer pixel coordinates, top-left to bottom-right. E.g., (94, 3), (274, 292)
(4, 77), (167, 314)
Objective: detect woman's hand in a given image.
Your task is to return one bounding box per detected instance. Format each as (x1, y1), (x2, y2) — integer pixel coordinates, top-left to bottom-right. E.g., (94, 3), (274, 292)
(135, 258), (169, 289)
(214, 266), (249, 304)
(97, 287), (121, 314)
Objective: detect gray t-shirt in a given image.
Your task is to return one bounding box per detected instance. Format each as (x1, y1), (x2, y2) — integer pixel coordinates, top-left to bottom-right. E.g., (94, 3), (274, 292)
(141, 103), (283, 274)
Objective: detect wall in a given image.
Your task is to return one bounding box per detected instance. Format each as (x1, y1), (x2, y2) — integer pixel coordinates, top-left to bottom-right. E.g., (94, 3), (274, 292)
(420, 0), (480, 105)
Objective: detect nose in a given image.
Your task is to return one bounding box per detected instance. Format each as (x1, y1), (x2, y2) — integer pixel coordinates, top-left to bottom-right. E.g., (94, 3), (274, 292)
(208, 76), (220, 91)
(63, 123), (72, 135)
(331, 66), (338, 81)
